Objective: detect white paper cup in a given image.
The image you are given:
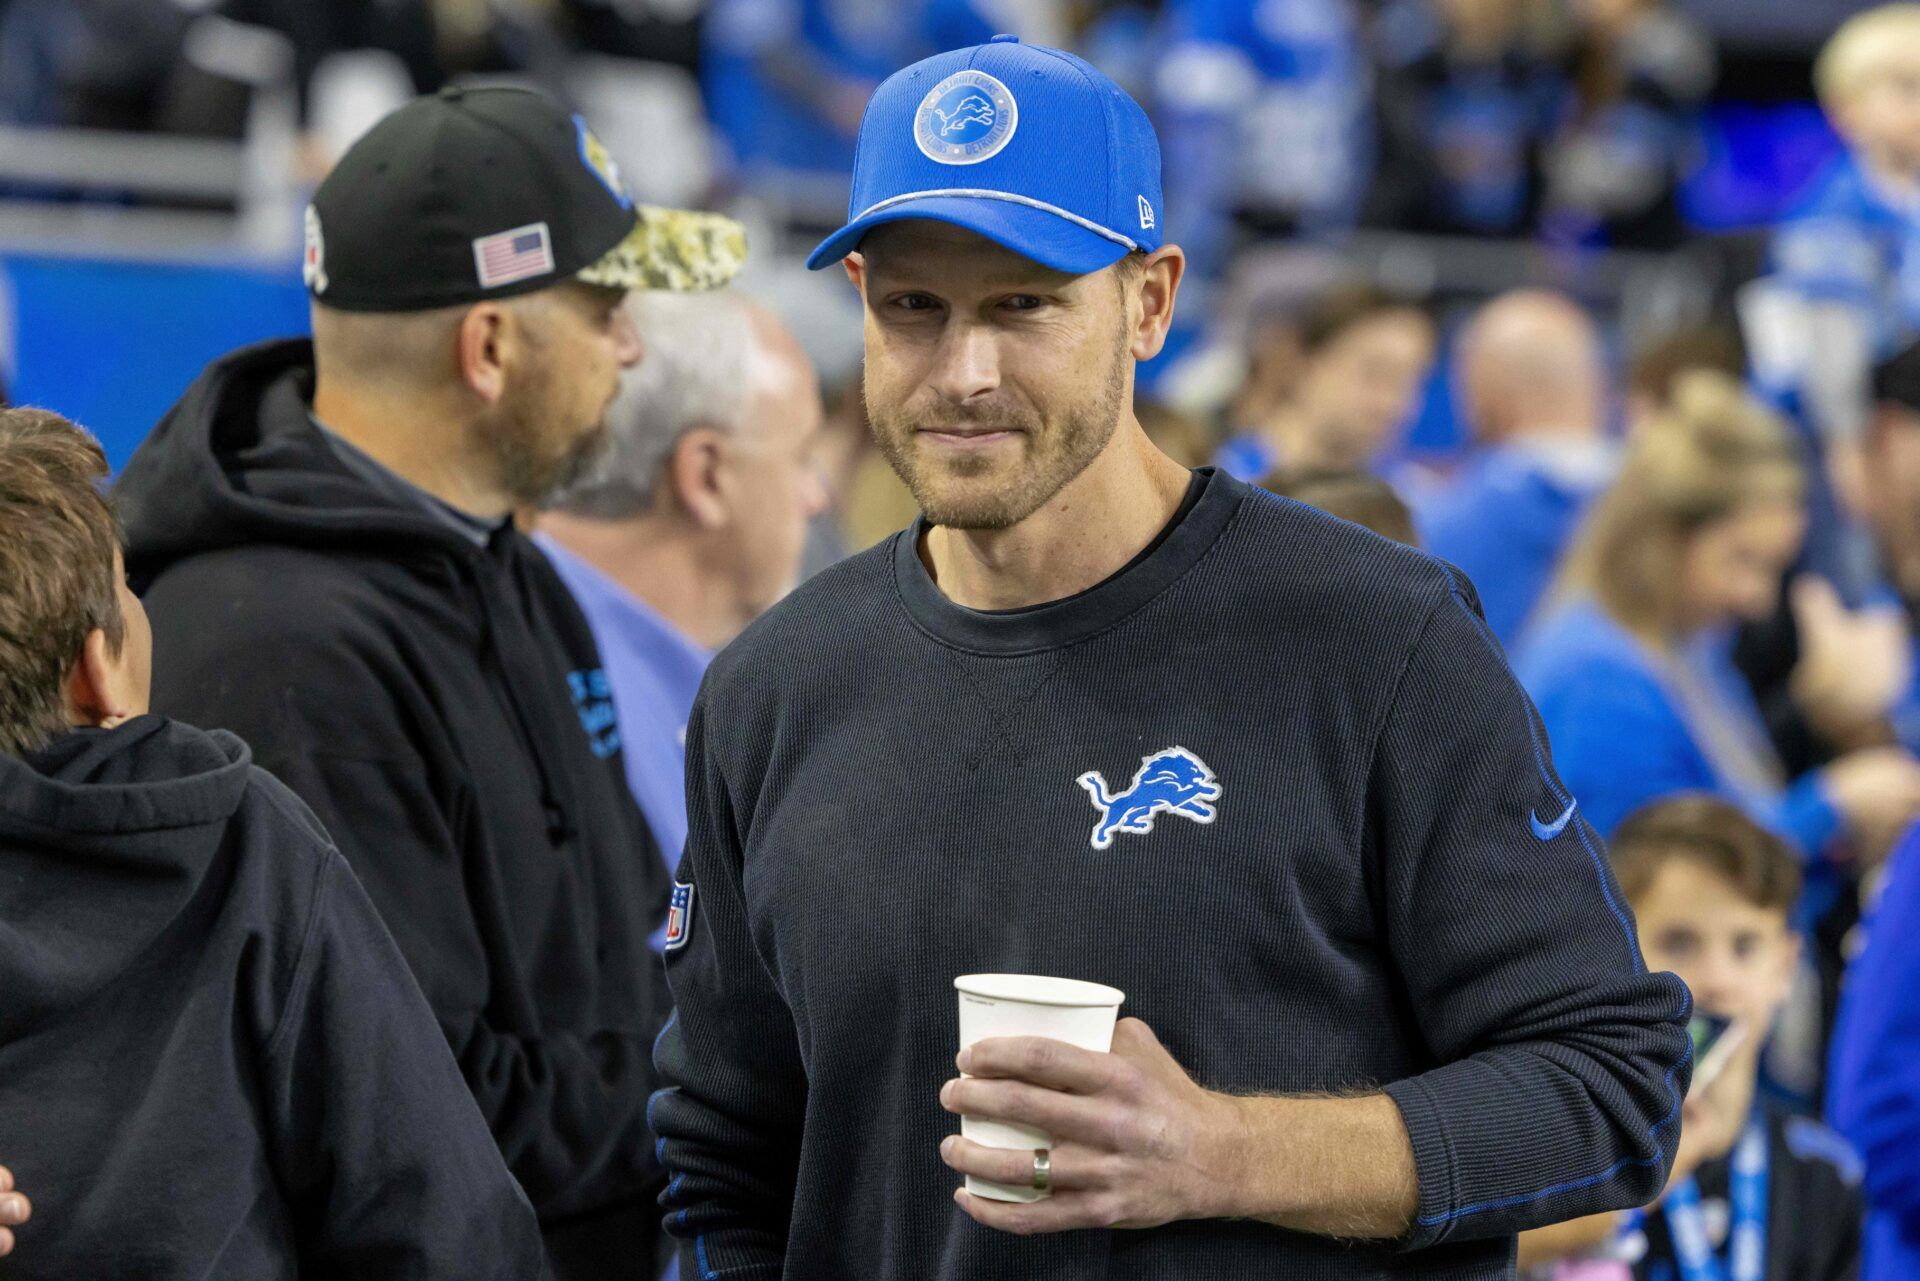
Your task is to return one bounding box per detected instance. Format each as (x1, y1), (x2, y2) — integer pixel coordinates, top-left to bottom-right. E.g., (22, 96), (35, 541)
(953, 973), (1125, 1203)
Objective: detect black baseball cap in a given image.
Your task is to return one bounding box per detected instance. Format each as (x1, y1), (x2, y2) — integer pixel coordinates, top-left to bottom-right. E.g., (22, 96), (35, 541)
(303, 85), (746, 312)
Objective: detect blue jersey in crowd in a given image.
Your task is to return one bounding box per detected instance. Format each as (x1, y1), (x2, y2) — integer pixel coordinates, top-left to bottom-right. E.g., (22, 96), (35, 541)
(1829, 823), (1920, 1281)
(1414, 442), (1616, 648)
(1155, 0), (1369, 273)
(1771, 152), (1920, 360)
(1516, 599), (1840, 864)
(702, 0), (997, 195)
(1368, 0), (1557, 236)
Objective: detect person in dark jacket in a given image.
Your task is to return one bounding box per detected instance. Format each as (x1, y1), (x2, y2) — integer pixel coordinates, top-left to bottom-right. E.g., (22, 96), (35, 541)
(0, 407), (545, 1280)
(114, 87), (745, 1280)
(650, 37), (1692, 1280)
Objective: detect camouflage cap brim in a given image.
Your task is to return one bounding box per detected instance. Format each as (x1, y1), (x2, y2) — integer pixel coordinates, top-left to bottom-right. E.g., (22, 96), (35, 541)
(576, 204), (748, 293)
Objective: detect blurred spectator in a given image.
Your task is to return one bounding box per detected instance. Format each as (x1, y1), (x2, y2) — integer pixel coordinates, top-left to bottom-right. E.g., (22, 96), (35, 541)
(1518, 372), (1920, 861)
(1155, 0), (1370, 279)
(1367, 0), (1558, 237)
(215, 0), (443, 114)
(536, 290), (828, 901)
(1262, 465), (1418, 545)
(1416, 289), (1615, 647)
(1214, 282), (1435, 480)
(1541, 0), (1716, 249)
(0, 0), (192, 127)
(1138, 397), (1218, 469)
(1829, 821), (1920, 1281)
(1521, 796), (1865, 1280)
(1863, 340), (1920, 753)
(1213, 247), (1352, 444)
(1765, 5), (1920, 475)
(701, 0), (999, 216)
(1625, 323), (1747, 433)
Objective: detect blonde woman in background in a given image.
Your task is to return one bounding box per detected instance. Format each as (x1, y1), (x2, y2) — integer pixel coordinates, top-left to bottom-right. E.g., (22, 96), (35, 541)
(1514, 372), (1920, 863)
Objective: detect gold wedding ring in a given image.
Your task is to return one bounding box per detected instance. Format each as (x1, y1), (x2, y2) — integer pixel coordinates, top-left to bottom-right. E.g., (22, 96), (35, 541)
(1031, 1148), (1051, 1192)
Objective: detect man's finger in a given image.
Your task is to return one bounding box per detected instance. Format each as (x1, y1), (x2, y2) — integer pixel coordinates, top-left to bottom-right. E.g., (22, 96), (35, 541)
(941, 1076), (1111, 1141)
(952, 1186), (1118, 1235)
(957, 1036), (1118, 1093)
(0, 1193), (28, 1226)
(0, 1225), (13, 1257)
(0, 1166), (12, 1193)
(939, 1136), (1105, 1191)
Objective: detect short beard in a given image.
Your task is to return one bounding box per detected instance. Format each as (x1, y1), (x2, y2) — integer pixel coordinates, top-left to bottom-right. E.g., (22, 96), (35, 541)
(868, 318), (1131, 531)
(474, 355), (612, 510)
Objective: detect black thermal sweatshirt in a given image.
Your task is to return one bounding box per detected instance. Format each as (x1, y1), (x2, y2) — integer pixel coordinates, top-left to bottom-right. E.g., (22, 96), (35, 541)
(651, 469), (1694, 1280)
(0, 716), (544, 1279)
(115, 338), (671, 1277)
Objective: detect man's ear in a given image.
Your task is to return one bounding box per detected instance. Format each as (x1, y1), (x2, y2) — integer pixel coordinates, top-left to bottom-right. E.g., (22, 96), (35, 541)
(667, 427), (732, 531)
(64, 627), (130, 728)
(1131, 245), (1186, 363)
(455, 303), (511, 405)
(843, 253), (866, 297)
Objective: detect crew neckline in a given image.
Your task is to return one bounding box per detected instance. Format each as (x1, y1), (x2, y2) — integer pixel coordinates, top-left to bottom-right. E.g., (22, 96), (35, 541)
(893, 467), (1245, 655)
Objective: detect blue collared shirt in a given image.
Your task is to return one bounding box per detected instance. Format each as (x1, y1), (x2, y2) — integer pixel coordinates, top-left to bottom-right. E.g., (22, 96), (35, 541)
(534, 533), (711, 904)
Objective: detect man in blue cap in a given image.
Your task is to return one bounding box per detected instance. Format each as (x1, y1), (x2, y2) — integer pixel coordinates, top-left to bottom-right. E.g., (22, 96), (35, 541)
(650, 37), (1691, 1278)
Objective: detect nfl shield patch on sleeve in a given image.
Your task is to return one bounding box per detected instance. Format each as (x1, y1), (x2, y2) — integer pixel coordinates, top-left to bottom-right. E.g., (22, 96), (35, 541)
(664, 880), (694, 951)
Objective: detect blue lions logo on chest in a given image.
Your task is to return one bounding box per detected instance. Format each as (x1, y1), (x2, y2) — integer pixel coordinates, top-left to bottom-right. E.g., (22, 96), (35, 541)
(1076, 747), (1222, 850)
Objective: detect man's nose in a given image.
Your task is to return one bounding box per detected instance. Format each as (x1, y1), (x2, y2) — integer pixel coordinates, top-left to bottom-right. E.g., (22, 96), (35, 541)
(926, 321), (1001, 404)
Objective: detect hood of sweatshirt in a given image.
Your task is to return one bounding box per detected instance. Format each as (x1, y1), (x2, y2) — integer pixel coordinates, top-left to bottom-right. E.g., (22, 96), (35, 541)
(115, 336), (597, 852)
(116, 338), (476, 586)
(0, 717), (251, 1039)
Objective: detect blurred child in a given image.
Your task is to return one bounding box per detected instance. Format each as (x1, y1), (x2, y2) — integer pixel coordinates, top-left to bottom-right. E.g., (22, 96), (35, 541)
(1768, 6), (1920, 470)
(1519, 795), (1866, 1280)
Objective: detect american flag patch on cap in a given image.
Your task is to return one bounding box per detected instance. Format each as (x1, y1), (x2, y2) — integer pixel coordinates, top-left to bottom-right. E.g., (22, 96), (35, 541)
(472, 221), (555, 288)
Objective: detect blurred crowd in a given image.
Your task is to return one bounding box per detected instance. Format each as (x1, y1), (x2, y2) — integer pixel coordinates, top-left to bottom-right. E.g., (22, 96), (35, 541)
(7, 3), (1920, 1281)
(0, 0), (1831, 249)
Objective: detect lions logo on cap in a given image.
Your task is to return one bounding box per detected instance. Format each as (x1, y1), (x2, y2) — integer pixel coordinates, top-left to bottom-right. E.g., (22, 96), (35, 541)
(574, 114), (634, 210)
(915, 70), (1018, 165)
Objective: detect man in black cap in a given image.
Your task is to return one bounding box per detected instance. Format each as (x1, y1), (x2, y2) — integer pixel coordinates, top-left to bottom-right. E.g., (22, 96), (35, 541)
(116, 86), (745, 1279)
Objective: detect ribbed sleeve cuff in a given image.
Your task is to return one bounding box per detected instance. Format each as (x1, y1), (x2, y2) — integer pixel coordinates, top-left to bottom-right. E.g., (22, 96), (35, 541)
(678, 1236), (784, 1281)
(1382, 1075), (1458, 1252)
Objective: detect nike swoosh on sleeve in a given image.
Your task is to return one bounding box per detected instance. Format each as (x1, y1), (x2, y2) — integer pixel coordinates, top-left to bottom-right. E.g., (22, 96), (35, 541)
(1529, 798), (1579, 841)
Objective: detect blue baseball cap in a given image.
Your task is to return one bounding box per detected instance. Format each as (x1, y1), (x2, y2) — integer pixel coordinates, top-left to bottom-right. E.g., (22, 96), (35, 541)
(806, 35), (1164, 276)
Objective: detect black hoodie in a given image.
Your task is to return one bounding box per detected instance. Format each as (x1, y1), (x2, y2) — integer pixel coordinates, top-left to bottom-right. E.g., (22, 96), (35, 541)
(0, 716), (545, 1279)
(115, 339), (672, 1276)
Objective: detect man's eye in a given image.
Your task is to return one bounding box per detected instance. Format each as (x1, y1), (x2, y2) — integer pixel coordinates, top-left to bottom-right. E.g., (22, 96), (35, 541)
(1003, 295), (1044, 312)
(892, 294), (939, 312)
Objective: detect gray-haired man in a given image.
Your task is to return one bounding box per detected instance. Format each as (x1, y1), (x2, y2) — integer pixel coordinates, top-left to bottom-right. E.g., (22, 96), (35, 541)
(536, 291), (828, 897)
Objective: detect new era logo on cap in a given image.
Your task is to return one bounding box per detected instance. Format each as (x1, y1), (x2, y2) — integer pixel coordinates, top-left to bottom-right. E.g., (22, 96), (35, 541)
(473, 222), (556, 289)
